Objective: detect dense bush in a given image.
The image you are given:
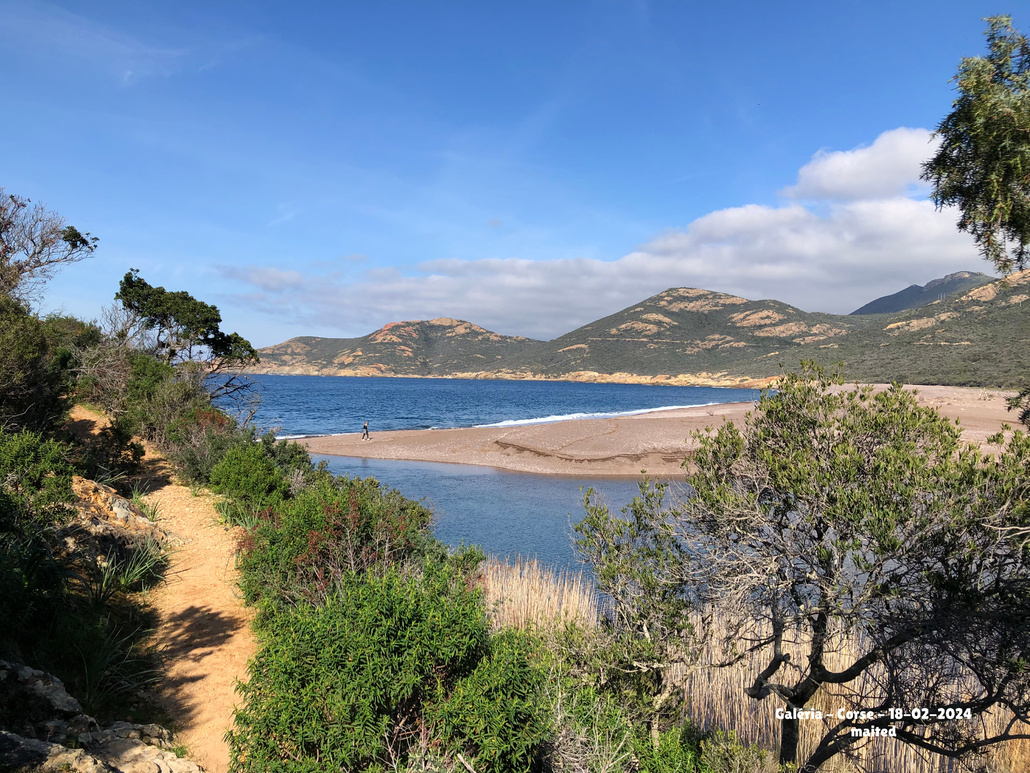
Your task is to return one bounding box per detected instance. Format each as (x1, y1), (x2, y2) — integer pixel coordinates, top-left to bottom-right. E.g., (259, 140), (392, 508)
(209, 443), (290, 510)
(0, 296), (66, 433)
(230, 558), (547, 773)
(0, 429), (75, 537)
(430, 628), (548, 772)
(237, 474), (440, 608)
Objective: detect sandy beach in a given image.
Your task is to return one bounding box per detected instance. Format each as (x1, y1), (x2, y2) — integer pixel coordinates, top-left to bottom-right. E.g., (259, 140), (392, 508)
(300, 385), (1020, 477)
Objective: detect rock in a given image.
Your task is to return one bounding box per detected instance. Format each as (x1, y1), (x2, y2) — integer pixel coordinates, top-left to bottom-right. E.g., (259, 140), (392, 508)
(58, 477), (172, 566)
(0, 659), (82, 719)
(0, 730), (118, 772)
(0, 725), (205, 773)
(0, 662), (203, 772)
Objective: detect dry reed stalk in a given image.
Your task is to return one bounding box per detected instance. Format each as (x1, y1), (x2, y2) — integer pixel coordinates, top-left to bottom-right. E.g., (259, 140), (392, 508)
(479, 558), (1027, 771)
(479, 557), (599, 631)
(679, 610), (1029, 772)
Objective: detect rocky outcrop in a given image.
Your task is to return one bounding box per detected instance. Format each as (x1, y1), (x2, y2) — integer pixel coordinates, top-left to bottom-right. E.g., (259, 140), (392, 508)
(58, 477), (173, 563)
(0, 660), (202, 773)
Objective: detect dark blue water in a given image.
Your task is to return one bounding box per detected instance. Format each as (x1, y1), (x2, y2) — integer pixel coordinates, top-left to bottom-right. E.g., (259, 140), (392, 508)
(243, 376), (753, 567)
(245, 375), (759, 438)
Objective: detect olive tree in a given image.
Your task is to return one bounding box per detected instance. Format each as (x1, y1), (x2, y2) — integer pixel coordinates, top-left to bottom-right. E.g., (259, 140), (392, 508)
(577, 366), (1030, 771)
(921, 15), (1030, 274)
(0, 188), (97, 300)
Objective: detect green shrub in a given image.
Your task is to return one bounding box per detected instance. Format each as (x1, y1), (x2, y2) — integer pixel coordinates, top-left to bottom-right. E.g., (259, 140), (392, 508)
(698, 730), (771, 773)
(230, 558), (501, 772)
(0, 296), (66, 433)
(258, 431), (313, 479)
(0, 429), (75, 537)
(209, 444), (290, 510)
(430, 628), (549, 773)
(633, 723), (705, 773)
(237, 474), (439, 608)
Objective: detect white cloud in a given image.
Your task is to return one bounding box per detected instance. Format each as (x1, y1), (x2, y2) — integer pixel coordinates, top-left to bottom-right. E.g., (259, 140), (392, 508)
(218, 266), (304, 292)
(781, 127), (938, 202)
(223, 127), (983, 342)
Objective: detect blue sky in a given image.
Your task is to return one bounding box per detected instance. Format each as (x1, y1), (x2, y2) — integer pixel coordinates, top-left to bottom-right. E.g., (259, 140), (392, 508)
(1, 1), (1009, 345)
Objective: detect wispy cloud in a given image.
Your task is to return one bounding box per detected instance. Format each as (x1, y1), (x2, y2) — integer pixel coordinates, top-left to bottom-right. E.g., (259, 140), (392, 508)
(221, 128), (980, 341)
(267, 203), (300, 227)
(0, 1), (261, 85)
(218, 266), (304, 293)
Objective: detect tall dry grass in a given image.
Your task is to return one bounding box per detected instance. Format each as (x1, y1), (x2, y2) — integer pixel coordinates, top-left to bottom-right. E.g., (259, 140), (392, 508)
(681, 624), (1030, 773)
(480, 557), (599, 631)
(481, 556), (1030, 772)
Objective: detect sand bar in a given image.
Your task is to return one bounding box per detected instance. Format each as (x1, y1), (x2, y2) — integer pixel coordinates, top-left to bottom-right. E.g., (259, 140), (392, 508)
(300, 385), (1019, 477)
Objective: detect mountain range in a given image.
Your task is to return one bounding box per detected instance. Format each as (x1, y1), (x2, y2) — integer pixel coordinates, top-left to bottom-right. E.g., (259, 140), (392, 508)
(249, 271), (1030, 387)
(849, 271), (993, 315)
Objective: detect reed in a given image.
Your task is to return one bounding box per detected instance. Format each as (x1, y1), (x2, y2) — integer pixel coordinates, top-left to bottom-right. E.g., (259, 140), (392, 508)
(481, 556), (1030, 772)
(680, 615), (1028, 772)
(479, 557), (599, 631)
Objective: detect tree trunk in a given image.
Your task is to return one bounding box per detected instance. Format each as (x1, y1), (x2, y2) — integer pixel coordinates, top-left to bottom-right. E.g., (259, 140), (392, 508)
(780, 714), (800, 768)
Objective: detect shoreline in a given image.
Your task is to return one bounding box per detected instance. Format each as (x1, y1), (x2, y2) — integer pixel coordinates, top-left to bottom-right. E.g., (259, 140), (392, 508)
(246, 368), (778, 389)
(299, 385), (1018, 477)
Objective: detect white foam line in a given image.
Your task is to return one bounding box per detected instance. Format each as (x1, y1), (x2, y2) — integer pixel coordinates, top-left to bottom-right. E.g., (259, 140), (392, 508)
(473, 403), (719, 428)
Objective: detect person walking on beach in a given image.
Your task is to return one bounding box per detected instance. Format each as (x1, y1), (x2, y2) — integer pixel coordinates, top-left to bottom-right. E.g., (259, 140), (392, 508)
(361, 421), (370, 440)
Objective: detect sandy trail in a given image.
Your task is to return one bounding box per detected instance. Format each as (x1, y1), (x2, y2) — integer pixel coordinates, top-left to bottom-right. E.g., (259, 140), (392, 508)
(144, 469), (255, 773)
(67, 405), (256, 772)
(302, 384), (1019, 476)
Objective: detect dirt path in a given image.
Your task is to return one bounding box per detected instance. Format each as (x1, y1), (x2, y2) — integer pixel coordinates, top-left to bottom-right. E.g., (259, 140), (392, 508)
(67, 405), (256, 771)
(145, 479), (256, 773)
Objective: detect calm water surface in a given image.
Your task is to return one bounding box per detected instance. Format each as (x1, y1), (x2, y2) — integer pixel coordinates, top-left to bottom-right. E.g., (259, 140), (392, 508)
(314, 454), (661, 570)
(244, 376), (751, 568)
(246, 374), (759, 438)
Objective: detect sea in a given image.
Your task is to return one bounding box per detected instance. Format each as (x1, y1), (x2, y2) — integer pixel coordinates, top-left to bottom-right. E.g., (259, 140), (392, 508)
(243, 375), (760, 569)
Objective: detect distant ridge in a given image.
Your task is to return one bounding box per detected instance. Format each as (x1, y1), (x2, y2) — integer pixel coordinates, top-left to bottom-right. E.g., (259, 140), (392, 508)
(850, 271), (994, 315)
(252, 317), (540, 377)
(251, 270), (1030, 387)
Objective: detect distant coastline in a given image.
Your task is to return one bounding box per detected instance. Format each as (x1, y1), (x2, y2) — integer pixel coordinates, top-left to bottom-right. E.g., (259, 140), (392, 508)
(245, 367), (777, 389)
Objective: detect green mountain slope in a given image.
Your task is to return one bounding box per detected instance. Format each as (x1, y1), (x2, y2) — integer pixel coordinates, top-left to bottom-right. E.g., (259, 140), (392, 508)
(250, 317), (540, 376)
(783, 273), (1030, 386)
(496, 287), (869, 378)
(252, 271), (1030, 387)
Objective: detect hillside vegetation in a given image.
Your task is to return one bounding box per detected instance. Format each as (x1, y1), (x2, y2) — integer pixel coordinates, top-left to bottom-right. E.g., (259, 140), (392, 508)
(252, 270), (1030, 387)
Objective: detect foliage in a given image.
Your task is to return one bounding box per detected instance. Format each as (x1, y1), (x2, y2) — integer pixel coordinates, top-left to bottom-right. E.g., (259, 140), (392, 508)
(696, 731), (772, 773)
(922, 16), (1030, 273)
(632, 724), (705, 773)
(0, 429), (75, 537)
(576, 364), (1030, 771)
(210, 443), (291, 510)
(1008, 383), (1030, 427)
(230, 557), (547, 773)
(577, 481), (695, 716)
(0, 187), (97, 300)
(430, 628), (549, 772)
(236, 474), (440, 608)
(0, 296), (66, 433)
(115, 268), (257, 374)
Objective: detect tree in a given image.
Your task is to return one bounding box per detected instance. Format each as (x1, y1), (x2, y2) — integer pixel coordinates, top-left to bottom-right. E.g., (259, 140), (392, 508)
(114, 269), (258, 398)
(0, 296), (66, 433)
(921, 16), (1030, 274)
(577, 366), (1030, 771)
(0, 188), (98, 299)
